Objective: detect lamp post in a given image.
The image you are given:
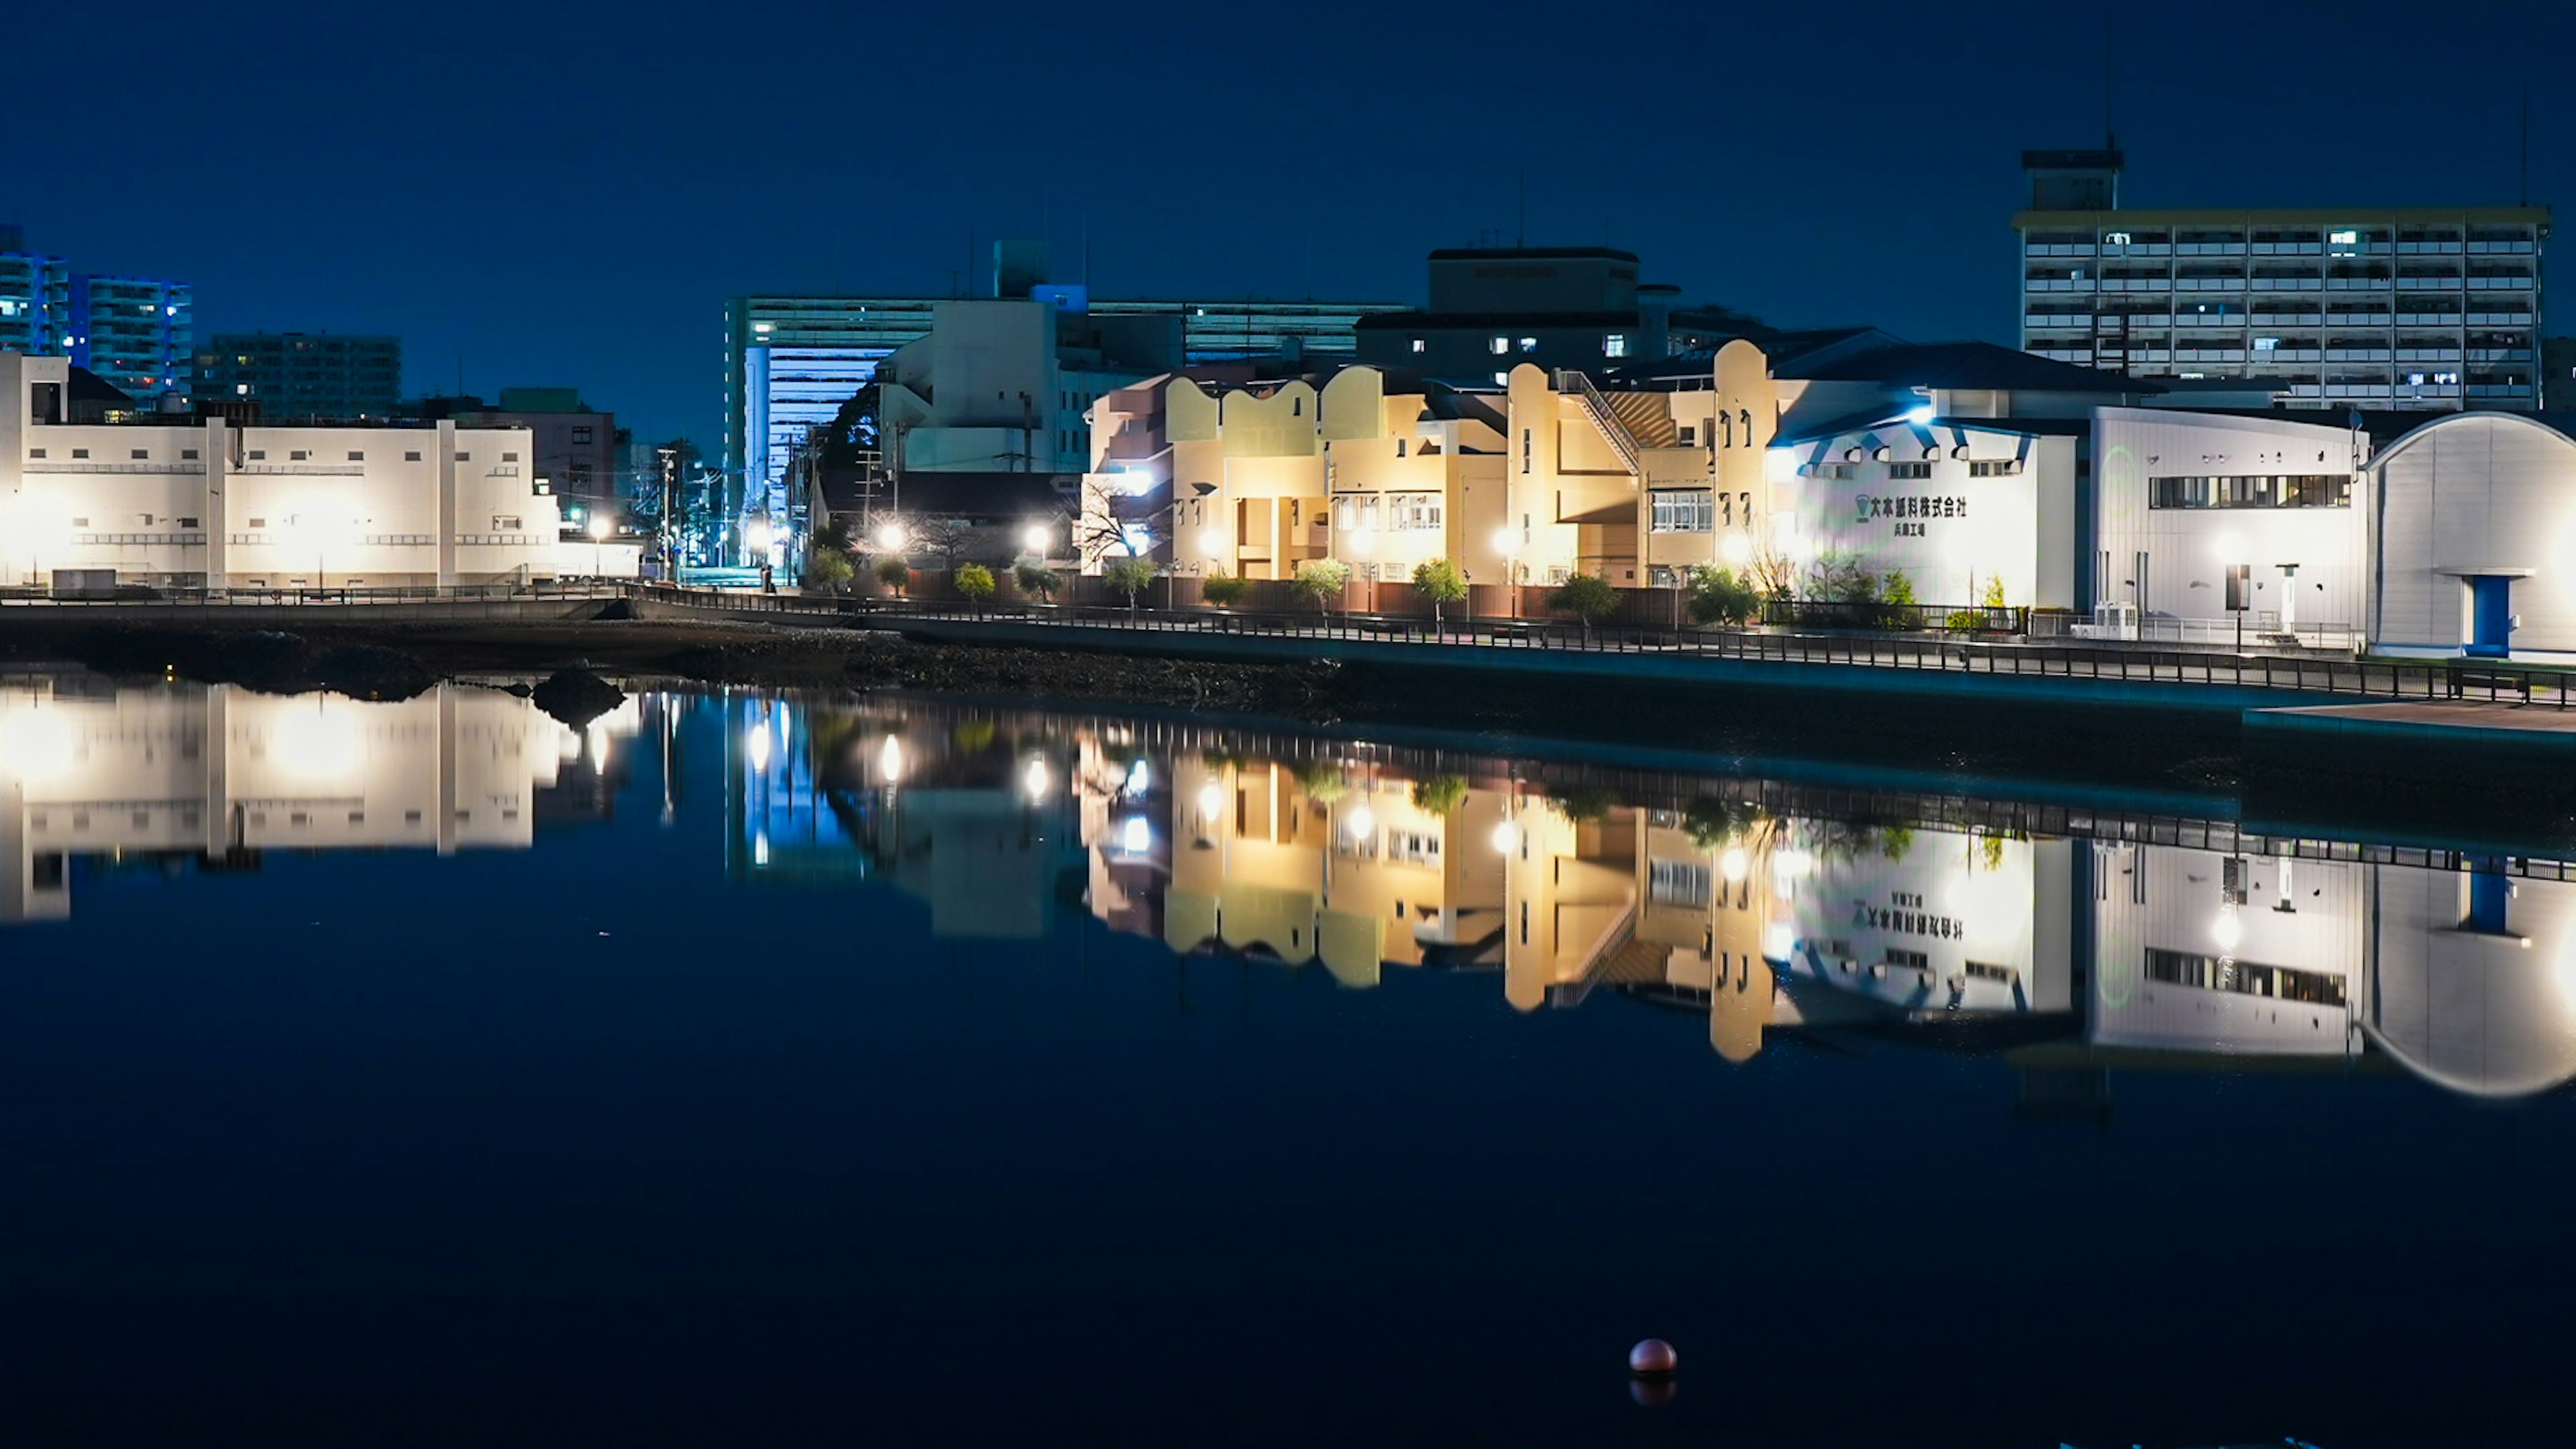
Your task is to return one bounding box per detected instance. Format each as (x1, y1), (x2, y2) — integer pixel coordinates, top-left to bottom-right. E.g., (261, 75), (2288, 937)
(589, 513), (613, 578)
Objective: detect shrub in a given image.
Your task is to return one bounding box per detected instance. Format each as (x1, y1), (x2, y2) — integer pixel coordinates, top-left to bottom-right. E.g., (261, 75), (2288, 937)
(803, 550), (853, 592)
(1291, 557), (1351, 614)
(1409, 774), (1468, 816)
(874, 557), (911, 594)
(1104, 556), (1158, 610)
(1014, 559), (1061, 602)
(1410, 558), (1468, 628)
(1200, 569), (1251, 608)
(954, 561), (996, 604)
(1548, 572), (1619, 638)
(1684, 566), (1761, 627)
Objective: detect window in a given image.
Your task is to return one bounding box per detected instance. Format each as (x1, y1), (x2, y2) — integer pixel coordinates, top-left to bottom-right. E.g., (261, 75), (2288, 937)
(178, 517), (199, 528)
(70, 448), (89, 459)
(1886, 461), (1933, 480)
(1493, 371), (1509, 386)
(1650, 858), (1711, 907)
(492, 515), (523, 531)
(1604, 333), (1629, 358)
(290, 449), (309, 461)
(1650, 489), (1715, 533)
(180, 448), (198, 460)
(1968, 459), (2022, 478)
(2145, 948), (2345, 1006)
(1491, 336), (1510, 356)
(1517, 337), (1538, 353)
(502, 451), (520, 462)
(1410, 339), (1426, 354)
(1388, 492), (1443, 530)
(454, 451), (470, 462)
(2148, 474), (2351, 509)
(405, 450), (421, 462)
(571, 426), (593, 444)
(1330, 494), (1381, 533)
(1678, 425), (1697, 447)
(25, 448), (42, 458)
(1521, 427), (1532, 473)
(347, 451), (364, 462)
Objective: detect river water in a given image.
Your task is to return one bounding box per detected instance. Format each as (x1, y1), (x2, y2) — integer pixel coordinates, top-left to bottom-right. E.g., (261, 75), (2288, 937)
(4, 677), (2569, 1446)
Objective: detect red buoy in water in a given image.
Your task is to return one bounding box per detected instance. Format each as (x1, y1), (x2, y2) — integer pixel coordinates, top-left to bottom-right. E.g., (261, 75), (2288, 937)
(1629, 1338), (1677, 1377)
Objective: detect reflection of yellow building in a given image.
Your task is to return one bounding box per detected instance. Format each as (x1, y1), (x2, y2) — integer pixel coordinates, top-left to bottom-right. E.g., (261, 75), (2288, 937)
(2, 680), (598, 923)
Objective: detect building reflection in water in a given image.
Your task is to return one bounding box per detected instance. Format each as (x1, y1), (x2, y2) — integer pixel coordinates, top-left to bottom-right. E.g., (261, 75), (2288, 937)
(1, 676), (643, 924)
(729, 698), (2576, 1106)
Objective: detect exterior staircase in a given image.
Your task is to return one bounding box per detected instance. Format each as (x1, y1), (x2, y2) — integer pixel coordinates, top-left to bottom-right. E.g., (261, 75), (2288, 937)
(1607, 391), (1678, 448)
(1554, 370), (1643, 473)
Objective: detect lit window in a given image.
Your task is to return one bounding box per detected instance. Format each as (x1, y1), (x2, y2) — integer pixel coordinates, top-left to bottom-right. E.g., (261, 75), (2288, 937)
(1604, 334), (1629, 358)
(1490, 336), (1509, 355)
(1518, 337), (1538, 353)
(2253, 337), (2280, 352)
(1410, 339), (1426, 354)
(1493, 371), (1509, 386)
(2105, 230), (2132, 245)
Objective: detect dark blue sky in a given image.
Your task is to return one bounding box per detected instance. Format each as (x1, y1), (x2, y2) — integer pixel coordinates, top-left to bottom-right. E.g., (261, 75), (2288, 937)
(9, 0), (2566, 449)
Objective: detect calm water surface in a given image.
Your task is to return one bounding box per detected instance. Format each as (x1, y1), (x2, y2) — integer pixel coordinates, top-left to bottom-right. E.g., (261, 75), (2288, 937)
(4, 677), (2571, 1446)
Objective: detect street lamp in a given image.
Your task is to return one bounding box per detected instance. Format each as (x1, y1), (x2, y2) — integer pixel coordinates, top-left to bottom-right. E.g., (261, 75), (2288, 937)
(877, 519), (906, 552)
(588, 512), (613, 578)
(1021, 522), (1051, 557)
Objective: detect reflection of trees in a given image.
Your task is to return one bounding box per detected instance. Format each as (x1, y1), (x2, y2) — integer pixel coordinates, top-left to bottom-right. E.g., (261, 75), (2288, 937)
(1410, 774), (1467, 816)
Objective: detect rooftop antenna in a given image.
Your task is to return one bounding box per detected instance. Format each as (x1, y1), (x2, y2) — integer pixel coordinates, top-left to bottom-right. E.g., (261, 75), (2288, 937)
(2102, 2), (2117, 150)
(2520, 78), (2532, 205)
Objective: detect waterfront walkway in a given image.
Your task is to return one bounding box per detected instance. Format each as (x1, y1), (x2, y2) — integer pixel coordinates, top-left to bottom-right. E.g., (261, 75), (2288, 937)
(614, 586), (2575, 710)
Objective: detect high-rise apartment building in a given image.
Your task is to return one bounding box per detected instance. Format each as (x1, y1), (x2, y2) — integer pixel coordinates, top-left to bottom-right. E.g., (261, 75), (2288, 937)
(1, 224), (191, 402)
(1, 225), (72, 358)
(71, 274), (192, 400)
(2017, 150), (2549, 409)
(196, 332), (402, 419)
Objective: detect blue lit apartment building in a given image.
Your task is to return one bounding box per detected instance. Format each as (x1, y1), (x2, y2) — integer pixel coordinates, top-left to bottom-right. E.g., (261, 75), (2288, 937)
(1, 224), (192, 402)
(70, 274), (193, 400)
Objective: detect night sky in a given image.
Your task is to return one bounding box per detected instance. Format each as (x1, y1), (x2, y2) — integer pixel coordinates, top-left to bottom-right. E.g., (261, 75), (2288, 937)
(9, 0), (2569, 449)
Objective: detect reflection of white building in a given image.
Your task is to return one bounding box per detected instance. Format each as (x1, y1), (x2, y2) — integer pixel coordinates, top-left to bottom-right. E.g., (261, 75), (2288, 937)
(2369, 867), (2576, 1098)
(2089, 843), (2368, 1058)
(1766, 826), (2075, 1021)
(1, 680), (586, 923)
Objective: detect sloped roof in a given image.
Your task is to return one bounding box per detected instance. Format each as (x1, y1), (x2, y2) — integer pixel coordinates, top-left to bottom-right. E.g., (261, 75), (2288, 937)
(1778, 340), (2165, 393)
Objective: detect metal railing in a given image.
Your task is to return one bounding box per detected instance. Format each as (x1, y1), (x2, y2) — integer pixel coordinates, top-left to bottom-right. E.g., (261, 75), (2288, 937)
(0, 580), (628, 606)
(1553, 369), (1642, 473)
(605, 586), (2576, 706)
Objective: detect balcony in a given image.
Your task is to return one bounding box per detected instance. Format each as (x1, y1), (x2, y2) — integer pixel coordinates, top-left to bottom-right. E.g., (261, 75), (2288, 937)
(2174, 276), (2249, 291)
(2025, 315), (2092, 329)
(2467, 239), (2538, 254)
(2100, 278), (2172, 292)
(2467, 275), (2537, 290)
(2467, 311), (2535, 325)
(2022, 278), (2097, 292)
(2325, 277), (2393, 290)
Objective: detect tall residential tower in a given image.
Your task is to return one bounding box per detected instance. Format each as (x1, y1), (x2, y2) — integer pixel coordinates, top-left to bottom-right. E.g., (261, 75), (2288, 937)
(2017, 150), (2548, 410)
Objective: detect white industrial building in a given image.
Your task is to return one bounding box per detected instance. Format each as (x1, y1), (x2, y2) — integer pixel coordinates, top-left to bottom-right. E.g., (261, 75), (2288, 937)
(2091, 407), (2374, 647)
(2096, 405), (2576, 658)
(3, 352), (623, 588)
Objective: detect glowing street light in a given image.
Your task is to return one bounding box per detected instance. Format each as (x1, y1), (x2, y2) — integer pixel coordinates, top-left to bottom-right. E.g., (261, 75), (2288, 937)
(588, 511), (613, 578)
(877, 520), (906, 551)
(1021, 523), (1051, 556)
